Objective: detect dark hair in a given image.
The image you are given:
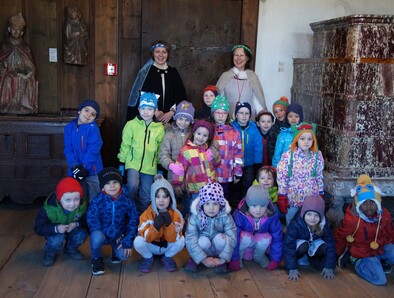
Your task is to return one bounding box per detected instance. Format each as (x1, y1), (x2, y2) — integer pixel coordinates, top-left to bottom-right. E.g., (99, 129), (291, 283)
(155, 187), (171, 198)
(191, 122), (215, 148)
(150, 39), (171, 61)
(256, 167), (277, 187)
(232, 44), (253, 69)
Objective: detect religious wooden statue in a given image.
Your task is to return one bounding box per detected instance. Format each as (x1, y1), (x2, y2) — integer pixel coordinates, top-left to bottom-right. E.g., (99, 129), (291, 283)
(0, 13), (38, 114)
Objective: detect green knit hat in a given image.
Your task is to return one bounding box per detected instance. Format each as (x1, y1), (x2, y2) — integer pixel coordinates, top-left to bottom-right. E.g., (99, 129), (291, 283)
(272, 96), (289, 111)
(211, 95), (230, 113)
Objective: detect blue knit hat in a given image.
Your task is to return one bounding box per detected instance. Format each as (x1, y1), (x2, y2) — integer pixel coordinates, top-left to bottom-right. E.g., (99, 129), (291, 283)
(79, 99), (100, 118)
(139, 92), (159, 109)
(286, 103), (304, 123)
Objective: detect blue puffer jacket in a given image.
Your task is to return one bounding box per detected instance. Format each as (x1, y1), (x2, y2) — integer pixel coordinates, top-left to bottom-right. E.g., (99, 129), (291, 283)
(283, 210), (336, 271)
(272, 127), (293, 167)
(64, 117), (103, 176)
(231, 198), (282, 262)
(87, 187), (139, 249)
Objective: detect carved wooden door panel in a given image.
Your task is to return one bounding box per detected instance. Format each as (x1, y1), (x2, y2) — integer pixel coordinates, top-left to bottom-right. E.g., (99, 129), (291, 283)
(141, 0), (242, 109)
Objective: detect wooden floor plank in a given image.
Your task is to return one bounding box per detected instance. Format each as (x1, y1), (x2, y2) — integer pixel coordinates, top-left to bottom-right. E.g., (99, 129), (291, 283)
(0, 235), (23, 270)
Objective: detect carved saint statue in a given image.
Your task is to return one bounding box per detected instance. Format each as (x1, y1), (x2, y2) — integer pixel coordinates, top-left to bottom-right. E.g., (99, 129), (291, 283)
(0, 13), (38, 114)
(63, 6), (88, 65)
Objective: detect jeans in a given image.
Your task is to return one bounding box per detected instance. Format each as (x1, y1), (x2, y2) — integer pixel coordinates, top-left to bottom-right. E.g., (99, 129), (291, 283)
(354, 243), (394, 286)
(285, 206), (300, 226)
(44, 227), (87, 256)
(126, 168), (154, 213)
(133, 235), (185, 258)
(241, 165), (254, 198)
(81, 175), (101, 201)
(90, 230), (130, 260)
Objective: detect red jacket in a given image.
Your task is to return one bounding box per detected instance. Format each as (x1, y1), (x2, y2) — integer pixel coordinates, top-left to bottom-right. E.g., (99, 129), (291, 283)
(335, 204), (394, 258)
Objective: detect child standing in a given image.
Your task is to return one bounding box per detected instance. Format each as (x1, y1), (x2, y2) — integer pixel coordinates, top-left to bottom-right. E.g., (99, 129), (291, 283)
(232, 101), (263, 199)
(229, 185), (282, 271)
(185, 182), (237, 273)
(255, 110), (275, 166)
(87, 167), (139, 275)
(283, 194), (336, 281)
(195, 85), (218, 120)
(272, 102), (304, 167)
(134, 175), (185, 273)
(118, 92), (165, 213)
(335, 174), (394, 286)
(271, 96), (289, 141)
(35, 177), (88, 266)
(172, 119), (221, 216)
(211, 95), (243, 200)
(276, 123), (324, 225)
(64, 99), (103, 201)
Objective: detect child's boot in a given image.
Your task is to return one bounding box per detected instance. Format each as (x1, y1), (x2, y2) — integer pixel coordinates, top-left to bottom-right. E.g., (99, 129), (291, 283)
(42, 252), (56, 266)
(111, 249), (122, 264)
(184, 258), (198, 273)
(64, 246), (84, 260)
(161, 256), (177, 272)
(140, 257), (154, 273)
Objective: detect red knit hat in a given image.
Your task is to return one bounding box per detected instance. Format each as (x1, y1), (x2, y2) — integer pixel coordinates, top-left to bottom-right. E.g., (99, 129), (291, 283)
(56, 177), (83, 201)
(192, 119), (214, 138)
(203, 85), (218, 96)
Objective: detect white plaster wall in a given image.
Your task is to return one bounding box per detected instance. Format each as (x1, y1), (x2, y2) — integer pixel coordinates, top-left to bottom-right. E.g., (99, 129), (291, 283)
(255, 0), (394, 112)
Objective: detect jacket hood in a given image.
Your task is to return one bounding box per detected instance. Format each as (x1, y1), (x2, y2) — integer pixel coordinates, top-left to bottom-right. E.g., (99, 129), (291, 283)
(150, 174), (177, 214)
(190, 195), (232, 216)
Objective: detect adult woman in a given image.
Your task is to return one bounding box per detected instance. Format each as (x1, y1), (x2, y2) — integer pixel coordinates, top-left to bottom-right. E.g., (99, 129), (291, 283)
(127, 40), (187, 124)
(216, 44), (266, 119)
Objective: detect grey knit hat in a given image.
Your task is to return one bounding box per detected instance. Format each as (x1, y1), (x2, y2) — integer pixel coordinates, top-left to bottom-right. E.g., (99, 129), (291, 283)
(245, 185), (270, 207)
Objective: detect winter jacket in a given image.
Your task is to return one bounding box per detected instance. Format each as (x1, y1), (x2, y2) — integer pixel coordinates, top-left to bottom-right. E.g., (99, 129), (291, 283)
(118, 116), (165, 175)
(259, 128), (276, 166)
(213, 123), (243, 182)
(64, 117), (103, 176)
(283, 210), (336, 271)
(195, 105), (212, 121)
(87, 188), (139, 249)
(335, 204), (394, 259)
(186, 198), (237, 264)
(232, 198), (282, 262)
(34, 192), (87, 237)
(272, 127), (293, 167)
(232, 120), (263, 167)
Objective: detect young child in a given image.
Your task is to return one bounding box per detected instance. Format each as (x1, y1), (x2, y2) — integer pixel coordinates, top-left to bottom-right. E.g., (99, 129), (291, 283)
(87, 167), (139, 275)
(283, 194), (336, 281)
(232, 101), (263, 200)
(255, 110), (275, 166)
(195, 85), (217, 120)
(134, 174), (185, 273)
(35, 177), (88, 266)
(211, 95), (243, 200)
(159, 100), (194, 201)
(254, 166), (280, 216)
(172, 119), (221, 216)
(64, 99), (103, 201)
(229, 185), (282, 272)
(335, 174), (394, 286)
(272, 102), (304, 167)
(276, 122), (324, 225)
(271, 96), (289, 141)
(118, 92), (165, 213)
(185, 182), (237, 273)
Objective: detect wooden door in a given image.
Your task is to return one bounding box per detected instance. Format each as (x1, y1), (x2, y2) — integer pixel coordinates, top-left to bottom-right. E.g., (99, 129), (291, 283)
(141, 0), (242, 109)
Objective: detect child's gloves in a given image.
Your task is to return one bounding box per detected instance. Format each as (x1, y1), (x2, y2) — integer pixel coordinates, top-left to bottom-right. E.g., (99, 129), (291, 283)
(206, 149), (214, 161)
(228, 260), (241, 271)
(153, 214), (165, 231)
(277, 194), (289, 214)
(288, 269), (300, 281)
(169, 163), (184, 176)
(161, 211), (172, 226)
(118, 164), (125, 176)
(321, 268), (335, 279)
(72, 165), (89, 181)
(267, 260), (280, 271)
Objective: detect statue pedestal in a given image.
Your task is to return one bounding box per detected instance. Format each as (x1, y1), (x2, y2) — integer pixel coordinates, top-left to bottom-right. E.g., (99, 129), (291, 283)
(292, 14), (394, 196)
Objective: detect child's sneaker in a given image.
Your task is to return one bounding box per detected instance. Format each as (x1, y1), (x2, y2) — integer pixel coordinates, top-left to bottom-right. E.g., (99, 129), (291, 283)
(161, 256), (177, 272)
(111, 250), (122, 264)
(91, 257), (105, 275)
(184, 258), (198, 273)
(381, 259), (392, 274)
(42, 252), (56, 267)
(214, 263), (228, 274)
(140, 257), (154, 273)
(64, 248), (84, 260)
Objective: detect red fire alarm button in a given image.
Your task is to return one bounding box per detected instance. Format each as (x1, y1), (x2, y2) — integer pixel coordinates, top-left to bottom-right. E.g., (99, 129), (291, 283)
(105, 63), (117, 76)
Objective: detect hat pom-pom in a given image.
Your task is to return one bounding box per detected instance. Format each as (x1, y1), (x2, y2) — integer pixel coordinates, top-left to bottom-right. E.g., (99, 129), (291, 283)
(357, 174), (372, 186)
(346, 235), (355, 243)
(370, 241), (379, 250)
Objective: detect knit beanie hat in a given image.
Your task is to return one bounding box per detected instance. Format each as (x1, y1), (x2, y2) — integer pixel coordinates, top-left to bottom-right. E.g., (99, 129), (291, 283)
(198, 182), (227, 229)
(255, 109), (274, 122)
(300, 194), (325, 222)
(211, 95), (230, 113)
(79, 99), (100, 118)
(234, 101), (252, 116)
(286, 103), (304, 123)
(192, 119), (214, 138)
(139, 91), (159, 109)
(245, 185), (270, 207)
(203, 85), (218, 96)
(98, 167), (123, 189)
(272, 96), (289, 111)
(150, 174), (178, 214)
(56, 177), (83, 201)
(351, 174), (382, 215)
(290, 122), (318, 153)
(173, 100), (195, 123)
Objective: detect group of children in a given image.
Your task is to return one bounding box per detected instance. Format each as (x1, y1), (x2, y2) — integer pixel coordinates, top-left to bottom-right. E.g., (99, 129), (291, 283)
(34, 89), (393, 286)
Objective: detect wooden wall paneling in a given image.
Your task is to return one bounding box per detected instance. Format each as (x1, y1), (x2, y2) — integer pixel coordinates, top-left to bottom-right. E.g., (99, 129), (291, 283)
(242, 0), (259, 70)
(26, 0), (59, 114)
